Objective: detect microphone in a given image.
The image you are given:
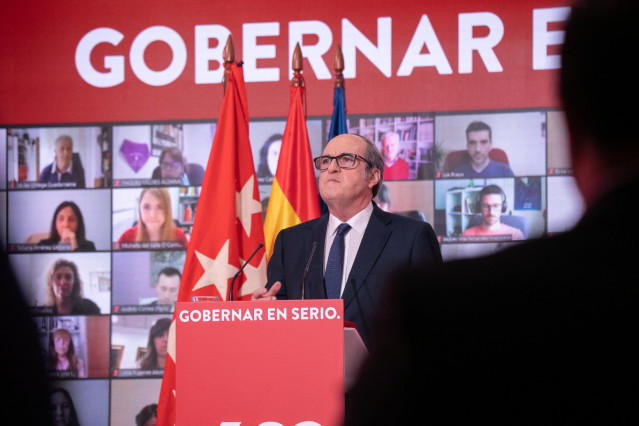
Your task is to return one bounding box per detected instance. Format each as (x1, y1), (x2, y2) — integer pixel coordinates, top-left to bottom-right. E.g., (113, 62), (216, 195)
(301, 242), (318, 300)
(229, 243), (263, 301)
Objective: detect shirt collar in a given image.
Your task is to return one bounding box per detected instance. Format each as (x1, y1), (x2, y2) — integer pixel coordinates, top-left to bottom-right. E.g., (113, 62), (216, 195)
(328, 201), (374, 236)
(56, 161), (72, 174)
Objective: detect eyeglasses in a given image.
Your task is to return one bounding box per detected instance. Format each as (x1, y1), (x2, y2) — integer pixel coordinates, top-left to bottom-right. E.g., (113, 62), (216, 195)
(161, 161), (182, 169)
(480, 203), (502, 211)
(313, 153), (372, 171)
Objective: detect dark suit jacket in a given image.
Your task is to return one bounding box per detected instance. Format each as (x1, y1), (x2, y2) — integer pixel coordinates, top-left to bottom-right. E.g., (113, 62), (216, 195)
(266, 204), (442, 347)
(345, 180), (639, 425)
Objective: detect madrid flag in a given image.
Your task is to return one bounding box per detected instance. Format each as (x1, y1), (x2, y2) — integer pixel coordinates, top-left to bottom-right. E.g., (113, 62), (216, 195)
(156, 60), (266, 425)
(263, 72), (321, 259)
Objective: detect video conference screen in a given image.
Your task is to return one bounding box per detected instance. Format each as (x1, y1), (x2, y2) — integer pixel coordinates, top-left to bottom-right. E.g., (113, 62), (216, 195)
(0, 107), (586, 424)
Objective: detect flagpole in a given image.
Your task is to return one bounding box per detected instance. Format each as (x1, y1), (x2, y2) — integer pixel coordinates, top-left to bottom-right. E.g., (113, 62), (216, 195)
(328, 42), (347, 139)
(291, 42), (307, 116)
(292, 42), (303, 87)
(334, 43), (344, 89)
(223, 34), (235, 94)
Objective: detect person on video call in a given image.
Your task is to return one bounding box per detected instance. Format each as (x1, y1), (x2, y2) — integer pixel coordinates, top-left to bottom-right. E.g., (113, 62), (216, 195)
(136, 317), (171, 370)
(380, 131), (409, 180)
(46, 328), (87, 378)
(50, 387), (81, 426)
(145, 266), (181, 309)
(345, 0), (639, 423)
(117, 188), (188, 247)
(252, 133), (442, 347)
(43, 258), (100, 315)
(38, 201), (96, 251)
(39, 135), (86, 188)
(256, 133), (282, 183)
(136, 403), (158, 426)
(462, 184), (524, 240)
(451, 121), (515, 178)
(155, 147), (199, 186)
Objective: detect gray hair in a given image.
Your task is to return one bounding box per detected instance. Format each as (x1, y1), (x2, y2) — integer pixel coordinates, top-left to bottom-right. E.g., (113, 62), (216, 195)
(353, 134), (384, 197)
(55, 135), (73, 146)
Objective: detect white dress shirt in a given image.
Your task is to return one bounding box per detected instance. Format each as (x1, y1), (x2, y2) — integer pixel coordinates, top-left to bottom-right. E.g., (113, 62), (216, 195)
(324, 202), (374, 297)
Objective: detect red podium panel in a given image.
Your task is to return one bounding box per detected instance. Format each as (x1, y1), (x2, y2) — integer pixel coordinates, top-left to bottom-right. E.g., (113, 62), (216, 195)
(176, 299), (344, 425)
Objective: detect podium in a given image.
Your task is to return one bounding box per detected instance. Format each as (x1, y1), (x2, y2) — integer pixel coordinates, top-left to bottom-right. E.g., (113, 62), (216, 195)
(175, 299), (364, 425)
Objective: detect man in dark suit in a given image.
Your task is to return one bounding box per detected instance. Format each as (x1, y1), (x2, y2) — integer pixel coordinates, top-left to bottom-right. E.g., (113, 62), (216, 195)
(252, 133), (442, 347)
(145, 266), (181, 311)
(345, 0), (639, 424)
(39, 135), (86, 188)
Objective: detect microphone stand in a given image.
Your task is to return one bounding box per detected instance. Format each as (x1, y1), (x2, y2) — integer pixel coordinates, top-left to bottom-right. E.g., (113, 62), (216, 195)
(301, 242), (318, 299)
(229, 243), (263, 301)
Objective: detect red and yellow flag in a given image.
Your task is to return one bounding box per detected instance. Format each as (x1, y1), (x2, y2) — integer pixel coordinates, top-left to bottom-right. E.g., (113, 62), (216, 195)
(156, 60), (266, 425)
(263, 73), (321, 259)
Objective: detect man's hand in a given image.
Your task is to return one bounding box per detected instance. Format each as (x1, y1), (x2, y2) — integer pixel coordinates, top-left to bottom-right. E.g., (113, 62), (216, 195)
(251, 281), (282, 300)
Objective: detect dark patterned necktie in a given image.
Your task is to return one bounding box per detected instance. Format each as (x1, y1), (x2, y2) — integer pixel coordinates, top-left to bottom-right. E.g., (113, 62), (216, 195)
(325, 223), (351, 299)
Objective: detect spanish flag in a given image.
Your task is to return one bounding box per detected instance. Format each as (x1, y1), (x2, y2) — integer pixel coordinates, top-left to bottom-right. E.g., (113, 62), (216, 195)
(263, 68), (321, 260)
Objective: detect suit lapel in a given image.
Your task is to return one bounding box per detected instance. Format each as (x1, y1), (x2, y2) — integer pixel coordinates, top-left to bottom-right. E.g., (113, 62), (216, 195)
(305, 214), (329, 299)
(342, 206), (391, 309)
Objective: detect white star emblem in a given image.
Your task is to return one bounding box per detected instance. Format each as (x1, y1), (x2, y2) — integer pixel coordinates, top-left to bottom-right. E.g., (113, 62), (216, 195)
(192, 240), (239, 299)
(236, 175), (262, 236)
(238, 252), (268, 298)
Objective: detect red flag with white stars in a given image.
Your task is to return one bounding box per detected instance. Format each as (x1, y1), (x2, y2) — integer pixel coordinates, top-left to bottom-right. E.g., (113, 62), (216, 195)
(156, 60), (266, 426)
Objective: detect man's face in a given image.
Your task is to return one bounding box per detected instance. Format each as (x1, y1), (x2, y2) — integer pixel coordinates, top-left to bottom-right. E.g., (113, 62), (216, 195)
(381, 135), (399, 162)
(466, 129), (492, 168)
(160, 153), (184, 179)
(156, 273), (180, 305)
(318, 135), (378, 209)
(55, 137), (73, 171)
(479, 193), (503, 226)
